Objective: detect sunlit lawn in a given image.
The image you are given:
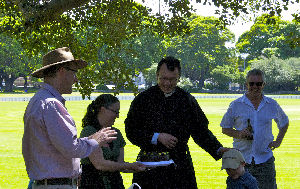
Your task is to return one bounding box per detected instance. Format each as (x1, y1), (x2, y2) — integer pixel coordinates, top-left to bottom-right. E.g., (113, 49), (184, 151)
(0, 97), (299, 188)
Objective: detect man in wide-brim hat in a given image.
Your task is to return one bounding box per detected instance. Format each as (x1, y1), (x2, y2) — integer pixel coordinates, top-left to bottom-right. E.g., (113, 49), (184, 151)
(32, 47), (87, 77)
(31, 47), (87, 94)
(22, 47), (117, 189)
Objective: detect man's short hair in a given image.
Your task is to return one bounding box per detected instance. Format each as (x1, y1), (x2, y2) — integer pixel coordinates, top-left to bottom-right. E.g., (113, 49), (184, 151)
(156, 56), (181, 76)
(246, 69), (265, 83)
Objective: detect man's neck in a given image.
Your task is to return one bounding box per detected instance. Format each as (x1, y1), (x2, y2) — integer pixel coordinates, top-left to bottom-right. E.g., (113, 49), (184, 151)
(246, 93), (262, 110)
(246, 93), (262, 101)
(44, 78), (62, 95)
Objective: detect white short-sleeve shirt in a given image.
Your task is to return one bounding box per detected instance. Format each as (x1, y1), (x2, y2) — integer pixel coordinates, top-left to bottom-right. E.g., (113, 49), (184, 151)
(220, 94), (289, 164)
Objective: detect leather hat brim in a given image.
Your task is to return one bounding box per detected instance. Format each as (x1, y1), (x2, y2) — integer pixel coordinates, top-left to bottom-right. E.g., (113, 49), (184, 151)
(31, 59), (87, 78)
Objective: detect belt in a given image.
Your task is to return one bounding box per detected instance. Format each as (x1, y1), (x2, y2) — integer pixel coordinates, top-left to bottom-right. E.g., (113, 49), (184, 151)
(246, 156), (274, 166)
(35, 178), (78, 185)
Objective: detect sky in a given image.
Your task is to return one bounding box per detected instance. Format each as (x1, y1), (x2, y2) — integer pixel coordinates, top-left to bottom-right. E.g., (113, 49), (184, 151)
(135, 0), (299, 43)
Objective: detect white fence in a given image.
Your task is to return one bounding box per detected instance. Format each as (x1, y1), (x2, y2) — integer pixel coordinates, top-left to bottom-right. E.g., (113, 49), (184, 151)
(0, 95), (300, 101)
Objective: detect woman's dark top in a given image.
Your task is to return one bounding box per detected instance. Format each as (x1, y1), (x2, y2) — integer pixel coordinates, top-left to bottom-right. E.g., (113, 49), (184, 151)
(79, 126), (126, 189)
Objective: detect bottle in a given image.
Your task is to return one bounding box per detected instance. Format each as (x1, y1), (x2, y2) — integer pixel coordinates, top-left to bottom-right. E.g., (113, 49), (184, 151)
(246, 119), (253, 140)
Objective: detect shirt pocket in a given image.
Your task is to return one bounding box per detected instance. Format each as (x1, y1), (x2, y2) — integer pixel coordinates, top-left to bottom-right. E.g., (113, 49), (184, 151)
(258, 112), (274, 126)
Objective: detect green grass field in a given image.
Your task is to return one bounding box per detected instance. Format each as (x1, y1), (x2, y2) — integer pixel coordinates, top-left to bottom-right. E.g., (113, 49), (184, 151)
(0, 97), (299, 188)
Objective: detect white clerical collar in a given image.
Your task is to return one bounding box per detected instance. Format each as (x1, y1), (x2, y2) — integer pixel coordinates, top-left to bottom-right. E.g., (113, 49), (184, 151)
(164, 90), (175, 97)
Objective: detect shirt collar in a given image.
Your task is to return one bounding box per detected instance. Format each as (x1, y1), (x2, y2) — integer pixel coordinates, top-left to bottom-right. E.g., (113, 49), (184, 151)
(241, 93), (270, 104)
(164, 89), (176, 97)
(42, 83), (66, 105)
(155, 85), (177, 98)
(263, 95), (271, 103)
(241, 93), (270, 111)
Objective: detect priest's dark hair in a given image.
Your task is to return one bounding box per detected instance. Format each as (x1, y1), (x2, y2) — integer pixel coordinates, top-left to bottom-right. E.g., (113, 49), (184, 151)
(156, 56), (181, 76)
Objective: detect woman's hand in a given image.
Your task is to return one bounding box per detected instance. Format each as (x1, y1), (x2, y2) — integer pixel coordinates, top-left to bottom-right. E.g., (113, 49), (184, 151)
(124, 162), (146, 173)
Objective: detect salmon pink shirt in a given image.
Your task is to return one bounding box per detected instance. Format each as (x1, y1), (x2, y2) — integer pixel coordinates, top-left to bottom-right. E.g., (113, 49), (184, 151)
(22, 83), (99, 180)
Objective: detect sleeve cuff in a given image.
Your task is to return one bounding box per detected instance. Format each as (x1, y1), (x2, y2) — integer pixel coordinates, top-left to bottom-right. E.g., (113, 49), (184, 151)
(217, 147), (223, 156)
(85, 137), (99, 147)
(151, 133), (160, 145)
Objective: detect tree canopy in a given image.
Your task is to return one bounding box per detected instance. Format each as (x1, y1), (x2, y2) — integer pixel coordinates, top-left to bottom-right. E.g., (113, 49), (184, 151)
(0, 0), (299, 96)
(0, 34), (40, 91)
(236, 14), (300, 60)
(251, 56), (300, 91)
(166, 15), (235, 88)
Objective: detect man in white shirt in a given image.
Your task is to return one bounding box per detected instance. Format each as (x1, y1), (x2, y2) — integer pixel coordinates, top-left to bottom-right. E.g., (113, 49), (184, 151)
(220, 69), (289, 189)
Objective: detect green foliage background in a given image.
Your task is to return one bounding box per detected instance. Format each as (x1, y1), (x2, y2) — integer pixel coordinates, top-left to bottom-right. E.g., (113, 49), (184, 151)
(1, 1), (299, 95)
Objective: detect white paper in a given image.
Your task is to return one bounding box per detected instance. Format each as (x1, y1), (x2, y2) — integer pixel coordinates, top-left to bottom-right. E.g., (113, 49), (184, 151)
(128, 183), (141, 189)
(137, 160), (174, 167)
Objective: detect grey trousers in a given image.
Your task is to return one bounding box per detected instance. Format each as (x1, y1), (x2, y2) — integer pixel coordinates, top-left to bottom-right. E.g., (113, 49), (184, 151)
(32, 179), (77, 189)
(246, 156), (277, 189)
(32, 183), (77, 189)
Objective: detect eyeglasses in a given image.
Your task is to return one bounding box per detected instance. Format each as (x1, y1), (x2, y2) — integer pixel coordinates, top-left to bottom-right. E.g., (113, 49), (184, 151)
(64, 67), (77, 73)
(158, 77), (179, 83)
(105, 107), (120, 115)
(248, 82), (264, 87)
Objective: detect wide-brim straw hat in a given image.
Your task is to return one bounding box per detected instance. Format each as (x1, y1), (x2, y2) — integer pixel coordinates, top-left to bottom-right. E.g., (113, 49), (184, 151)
(31, 47), (87, 78)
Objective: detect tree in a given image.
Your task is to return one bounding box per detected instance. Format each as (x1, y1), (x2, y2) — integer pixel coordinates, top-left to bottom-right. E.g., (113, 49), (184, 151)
(4, 0), (299, 30)
(1, 0), (299, 96)
(0, 34), (40, 92)
(166, 15), (235, 88)
(289, 57), (300, 89)
(117, 30), (166, 76)
(250, 56), (300, 91)
(210, 64), (246, 90)
(204, 0), (299, 25)
(236, 15), (300, 61)
(143, 63), (158, 88)
(3, 1), (156, 97)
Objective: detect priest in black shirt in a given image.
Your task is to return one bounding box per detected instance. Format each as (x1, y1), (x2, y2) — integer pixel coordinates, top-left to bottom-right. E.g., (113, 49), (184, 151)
(125, 56), (228, 189)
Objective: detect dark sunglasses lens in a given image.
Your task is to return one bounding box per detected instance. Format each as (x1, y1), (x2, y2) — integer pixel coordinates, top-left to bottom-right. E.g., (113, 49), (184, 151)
(249, 82), (263, 86)
(256, 82), (263, 86)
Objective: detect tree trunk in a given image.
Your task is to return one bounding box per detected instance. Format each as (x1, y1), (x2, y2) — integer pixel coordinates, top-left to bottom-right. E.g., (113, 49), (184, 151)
(24, 76), (28, 89)
(196, 76), (205, 89)
(197, 67), (209, 89)
(0, 77), (3, 89)
(0, 70), (4, 90)
(4, 75), (16, 92)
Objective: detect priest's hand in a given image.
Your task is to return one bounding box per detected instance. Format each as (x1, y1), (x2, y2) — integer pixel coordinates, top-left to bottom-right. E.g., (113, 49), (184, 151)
(158, 133), (178, 149)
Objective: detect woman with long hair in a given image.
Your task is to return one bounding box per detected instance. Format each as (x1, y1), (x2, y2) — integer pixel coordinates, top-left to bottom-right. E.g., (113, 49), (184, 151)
(79, 94), (145, 189)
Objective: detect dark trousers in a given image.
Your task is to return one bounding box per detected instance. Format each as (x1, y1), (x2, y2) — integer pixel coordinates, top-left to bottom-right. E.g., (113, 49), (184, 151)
(79, 164), (124, 189)
(246, 156), (277, 189)
(132, 164), (197, 189)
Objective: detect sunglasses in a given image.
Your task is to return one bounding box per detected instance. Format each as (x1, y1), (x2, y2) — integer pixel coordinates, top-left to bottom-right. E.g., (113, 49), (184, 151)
(106, 107), (120, 115)
(248, 82), (264, 86)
